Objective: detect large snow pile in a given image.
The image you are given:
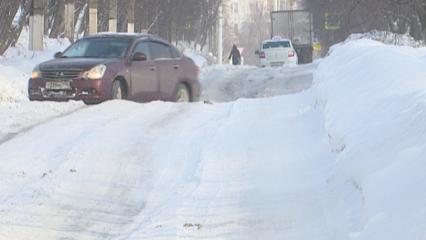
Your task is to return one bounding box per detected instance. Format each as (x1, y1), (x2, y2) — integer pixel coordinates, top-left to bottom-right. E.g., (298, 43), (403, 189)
(345, 30), (425, 48)
(315, 39), (426, 239)
(0, 29), (69, 102)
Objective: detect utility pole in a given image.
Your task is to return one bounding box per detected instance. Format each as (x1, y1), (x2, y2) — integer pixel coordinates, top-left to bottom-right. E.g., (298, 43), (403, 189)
(89, 0), (98, 35)
(127, 0), (135, 33)
(29, 0), (45, 51)
(64, 0), (75, 42)
(108, 0), (117, 32)
(217, 4), (223, 64)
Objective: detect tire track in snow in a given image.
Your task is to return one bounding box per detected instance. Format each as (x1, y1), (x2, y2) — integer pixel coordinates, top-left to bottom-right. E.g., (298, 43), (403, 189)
(201, 63), (318, 102)
(0, 101), (202, 240)
(0, 105), (87, 145)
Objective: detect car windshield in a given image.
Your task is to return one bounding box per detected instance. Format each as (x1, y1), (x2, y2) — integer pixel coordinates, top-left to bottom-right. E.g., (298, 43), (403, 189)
(263, 41), (291, 49)
(62, 38), (132, 58)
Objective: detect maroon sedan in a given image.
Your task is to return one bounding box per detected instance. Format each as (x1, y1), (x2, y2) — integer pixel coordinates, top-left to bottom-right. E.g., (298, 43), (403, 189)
(28, 34), (201, 104)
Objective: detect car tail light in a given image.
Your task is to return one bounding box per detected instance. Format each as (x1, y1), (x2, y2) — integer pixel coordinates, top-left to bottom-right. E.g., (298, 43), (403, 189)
(288, 50), (295, 57)
(259, 51), (266, 59)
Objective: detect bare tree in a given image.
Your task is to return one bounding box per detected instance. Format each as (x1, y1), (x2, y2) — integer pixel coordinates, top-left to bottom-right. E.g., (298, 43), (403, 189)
(0, 0), (223, 54)
(304, 0), (426, 52)
(0, 0), (32, 55)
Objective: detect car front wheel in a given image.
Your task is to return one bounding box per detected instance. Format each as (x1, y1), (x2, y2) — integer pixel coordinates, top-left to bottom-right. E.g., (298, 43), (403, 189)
(175, 84), (190, 102)
(111, 80), (124, 100)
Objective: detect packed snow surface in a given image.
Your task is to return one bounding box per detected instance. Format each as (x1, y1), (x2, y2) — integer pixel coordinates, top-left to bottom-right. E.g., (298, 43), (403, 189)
(1, 34), (426, 240)
(201, 64), (315, 102)
(0, 96), (333, 239)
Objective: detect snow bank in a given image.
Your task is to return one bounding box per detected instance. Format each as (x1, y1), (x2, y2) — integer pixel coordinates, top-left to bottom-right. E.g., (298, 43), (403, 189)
(0, 30), (70, 102)
(315, 39), (426, 239)
(345, 30), (424, 48)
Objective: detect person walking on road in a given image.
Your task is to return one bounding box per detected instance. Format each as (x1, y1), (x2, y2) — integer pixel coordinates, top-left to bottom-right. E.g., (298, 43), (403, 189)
(228, 45), (241, 65)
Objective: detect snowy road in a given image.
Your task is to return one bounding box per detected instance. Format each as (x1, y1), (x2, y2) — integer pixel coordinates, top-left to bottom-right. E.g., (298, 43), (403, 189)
(0, 102), (84, 144)
(0, 63), (316, 144)
(0, 64), (329, 240)
(201, 63), (316, 102)
(0, 96), (332, 239)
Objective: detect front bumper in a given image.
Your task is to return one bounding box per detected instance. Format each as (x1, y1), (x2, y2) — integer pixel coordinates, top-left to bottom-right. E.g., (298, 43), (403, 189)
(28, 78), (108, 102)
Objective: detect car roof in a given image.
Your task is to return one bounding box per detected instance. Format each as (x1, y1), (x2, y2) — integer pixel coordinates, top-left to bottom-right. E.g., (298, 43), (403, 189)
(263, 38), (291, 43)
(82, 33), (169, 45)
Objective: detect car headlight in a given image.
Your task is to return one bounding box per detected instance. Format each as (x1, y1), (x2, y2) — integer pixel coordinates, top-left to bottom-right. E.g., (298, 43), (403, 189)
(82, 64), (107, 80)
(31, 65), (42, 79)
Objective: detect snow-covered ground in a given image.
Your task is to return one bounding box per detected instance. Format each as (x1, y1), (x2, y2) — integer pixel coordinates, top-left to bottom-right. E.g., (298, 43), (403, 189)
(0, 96), (332, 240)
(1, 32), (426, 240)
(0, 30), (85, 143)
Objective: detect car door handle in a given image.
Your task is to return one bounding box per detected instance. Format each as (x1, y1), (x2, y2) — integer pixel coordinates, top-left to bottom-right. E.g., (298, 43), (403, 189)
(149, 66), (156, 71)
(173, 65), (180, 69)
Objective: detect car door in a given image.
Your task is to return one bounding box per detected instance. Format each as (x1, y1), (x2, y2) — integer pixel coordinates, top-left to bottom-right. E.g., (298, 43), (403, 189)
(149, 41), (181, 101)
(129, 41), (158, 102)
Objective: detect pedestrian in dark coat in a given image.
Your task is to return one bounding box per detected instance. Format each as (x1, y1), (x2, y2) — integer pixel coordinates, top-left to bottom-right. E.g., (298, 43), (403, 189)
(228, 45), (241, 65)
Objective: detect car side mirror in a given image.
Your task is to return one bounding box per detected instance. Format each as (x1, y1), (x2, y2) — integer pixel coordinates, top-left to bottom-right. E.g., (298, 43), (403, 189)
(54, 51), (63, 58)
(132, 52), (147, 61)
(255, 50), (260, 55)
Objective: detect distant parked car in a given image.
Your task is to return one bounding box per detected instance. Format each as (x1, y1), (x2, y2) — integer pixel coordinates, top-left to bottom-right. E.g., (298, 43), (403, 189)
(256, 37), (298, 67)
(28, 34), (200, 104)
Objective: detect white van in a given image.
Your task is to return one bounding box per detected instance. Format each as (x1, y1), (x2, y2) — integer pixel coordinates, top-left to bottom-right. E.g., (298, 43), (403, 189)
(256, 37), (298, 67)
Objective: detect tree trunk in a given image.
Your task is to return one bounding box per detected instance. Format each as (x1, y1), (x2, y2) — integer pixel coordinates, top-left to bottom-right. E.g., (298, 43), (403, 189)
(0, 0), (23, 55)
(49, 0), (65, 38)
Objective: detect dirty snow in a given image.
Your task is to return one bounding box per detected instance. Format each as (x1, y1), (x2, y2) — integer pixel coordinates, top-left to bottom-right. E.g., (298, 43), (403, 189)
(201, 64), (315, 102)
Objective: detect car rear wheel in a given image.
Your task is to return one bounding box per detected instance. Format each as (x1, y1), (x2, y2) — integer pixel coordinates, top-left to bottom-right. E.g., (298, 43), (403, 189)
(175, 84), (190, 102)
(111, 80), (123, 100)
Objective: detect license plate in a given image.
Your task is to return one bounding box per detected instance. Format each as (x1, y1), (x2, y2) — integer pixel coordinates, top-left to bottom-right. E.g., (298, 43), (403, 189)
(45, 81), (71, 90)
